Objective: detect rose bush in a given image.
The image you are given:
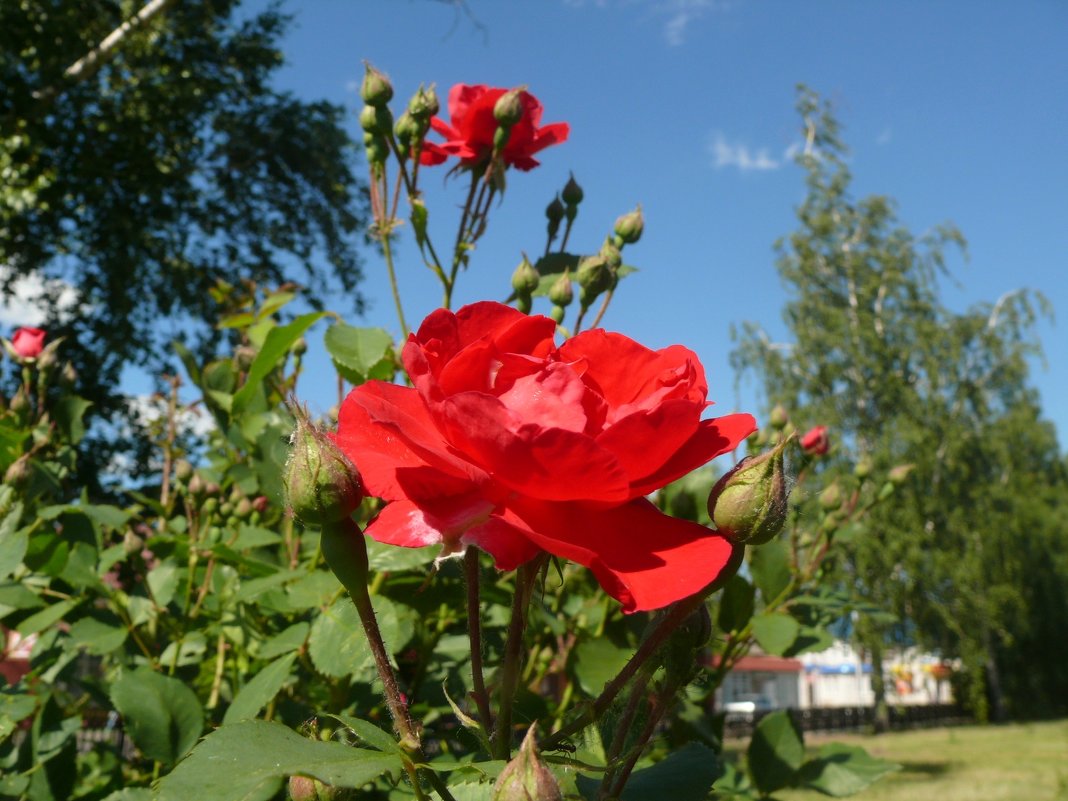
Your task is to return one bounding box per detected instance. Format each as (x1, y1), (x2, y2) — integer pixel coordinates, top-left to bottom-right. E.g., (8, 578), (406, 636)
(420, 84), (569, 171)
(335, 301), (755, 612)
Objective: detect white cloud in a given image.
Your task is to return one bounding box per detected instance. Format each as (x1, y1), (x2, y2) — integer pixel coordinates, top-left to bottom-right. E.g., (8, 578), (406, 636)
(709, 131), (782, 172)
(660, 0), (717, 46)
(0, 266), (80, 328)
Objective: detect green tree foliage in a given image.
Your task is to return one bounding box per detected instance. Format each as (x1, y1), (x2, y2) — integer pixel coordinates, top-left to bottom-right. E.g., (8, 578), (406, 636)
(733, 86), (1067, 721)
(0, 0), (366, 461)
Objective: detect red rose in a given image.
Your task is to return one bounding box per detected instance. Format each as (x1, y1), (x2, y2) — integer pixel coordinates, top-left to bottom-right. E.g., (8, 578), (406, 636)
(800, 425), (830, 456)
(419, 84), (569, 171)
(11, 327), (45, 359)
(335, 302), (755, 612)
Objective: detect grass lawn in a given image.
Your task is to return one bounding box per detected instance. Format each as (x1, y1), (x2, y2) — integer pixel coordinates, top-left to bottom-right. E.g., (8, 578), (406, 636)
(760, 721), (1068, 800)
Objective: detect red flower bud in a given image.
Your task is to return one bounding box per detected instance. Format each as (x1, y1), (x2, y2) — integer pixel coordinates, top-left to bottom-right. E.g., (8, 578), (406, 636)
(707, 437), (790, 546)
(800, 425), (829, 456)
(11, 327), (46, 359)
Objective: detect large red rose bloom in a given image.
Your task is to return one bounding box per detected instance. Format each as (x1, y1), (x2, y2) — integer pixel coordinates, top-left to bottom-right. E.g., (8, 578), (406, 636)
(419, 84), (569, 171)
(335, 302), (755, 612)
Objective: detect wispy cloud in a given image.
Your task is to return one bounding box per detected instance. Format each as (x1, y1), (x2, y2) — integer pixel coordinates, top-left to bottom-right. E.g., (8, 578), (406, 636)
(708, 131), (786, 172)
(0, 267), (79, 328)
(659, 0), (718, 46)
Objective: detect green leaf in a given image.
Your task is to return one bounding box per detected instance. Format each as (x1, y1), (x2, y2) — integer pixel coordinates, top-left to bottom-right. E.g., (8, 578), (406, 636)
(147, 561), (180, 607)
(223, 653), (297, 724)
(232, 312), (326, 413)
(366, 538), (436, 572)
(0, 689), (36, 741)
(16, 599), (79, 636)
(618, 742), (722, 801)
(0, 499), (27, 581)
(751, 613), (801, 656)
(308, 595), (413, 679)
(798, 743), (901, 797)
(53, 396), (92, 444)
(783, 625), (835, 657)
(327, 713), (402, 754)
(110, 668), (204, 766)
(156, 720), (401, 801)
(259, 622), (310, 660)
(172, 340), (202, 386)
(68, 617), (127, 655)
(573, 637), (631, 697)
(747, 710), (804, 795)
(323, 322), (395, 386)
(232, 525), (283, 550)
(717, 575), (755, 632)
(749, 539), (791, 605)
(159, 632), (208, 668)
(101, 789), (155, 801)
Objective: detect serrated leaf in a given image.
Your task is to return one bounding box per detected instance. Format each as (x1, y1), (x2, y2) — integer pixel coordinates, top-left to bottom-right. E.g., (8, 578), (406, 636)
(798, 743), (900, 797)
(0, 500), (27, 581)
(751, 613), (801, 656)
(232, 312), (325, 413)
(68, 617), (127, 655)
(259, 622), (310, 660)
(16, 599), (78, 636)
(327, 713), (402, 754)
(308, 595), (413, 679)
(323, 322), (394, 386)
(156, 720), (401, 801)
(747, 710), (804, 795)
(110, 667), (204, 766)
(223, 653), (297, 724)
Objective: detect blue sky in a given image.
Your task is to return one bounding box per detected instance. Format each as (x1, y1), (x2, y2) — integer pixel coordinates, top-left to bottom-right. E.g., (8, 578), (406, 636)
(253, 0), (1067, 446)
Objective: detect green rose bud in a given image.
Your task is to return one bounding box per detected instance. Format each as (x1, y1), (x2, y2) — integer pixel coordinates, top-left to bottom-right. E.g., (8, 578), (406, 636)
(174, 459), (193, 483)
(494, 88), (525, 127)
(819, 481), (843, 511)
(707, 437), (790, 546)
(492, 727), (562, 801)
(3, 455), (32, 488)
(394, 110), (417, 148)
(854, 457), (873, 480)
(545, 194), (565, 239)
(408, 83), (439, 119)
(561, 172), (583, 207)
(60, 362), (78, 388)
(550, 305), (565, 324)
(359, 103), (392, 135)
(613, 205), (644, 245)
(599, 237), (622, 270)
(888, 464), (915, 485)
(511, 254), (540, 295)
(576, 255), (612, 306)
(548, 272), (573, 308)
(285, 409), (365, 525)
(360, 64), (393, 106)
(769, 404), (789, 430)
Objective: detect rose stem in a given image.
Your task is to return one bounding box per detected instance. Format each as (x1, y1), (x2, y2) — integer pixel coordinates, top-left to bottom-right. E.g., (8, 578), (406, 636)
(493, 560), (540, 760)
(464, 548), (494, 736)
(605, 674), (682, 799)
(598, 661), (657, 794)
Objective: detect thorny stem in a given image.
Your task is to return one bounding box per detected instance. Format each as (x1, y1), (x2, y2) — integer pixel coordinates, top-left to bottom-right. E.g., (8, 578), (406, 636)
(464, 549), (494, 736)
(601, 661), (656, 777)
(605, 675), (682, 799)
(493, 560), (541, 760)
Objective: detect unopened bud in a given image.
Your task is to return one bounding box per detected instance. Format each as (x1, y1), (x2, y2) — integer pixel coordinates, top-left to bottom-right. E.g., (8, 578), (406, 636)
(123, 530), (145, 555)
(287, 775), (353, 801)
(394, 110), (417, 149)
(854, 457), (873, 480)
(769, 404), (789, 430)
(613, 205), (643, 245)
(408, 84), (439, 120)
(36, 340), (61, 372)
(548, 272), (573, 308)
(576, 256), (611, 306)
(545, 195), (565, 239)
(819, 482), (842, 511)
(60, 362), (78, 388)
(188, 473), (206, 496)
(707, 437), (790, 546)
(235, 498), (253, 519)
(888, 464), (914, 485)
(494, 89), (525, 127)
(599, 237), (622, 270)
(234, 345), (256, 371)
(493, 727), (562, 801)
(3, 455), (32, 487)
(550, 306), (565, 324)
(511, 254), (540, 295)
(360, 64), (393, 106)
(799, 425), (829, 456)
(10, 386), (30, 416)
(293, 337), (307, 356)
(285, 408), (364, 525)
(359, 104), (393, 135)
(561, 173), (583, 207)
(174, 459), (193, 483)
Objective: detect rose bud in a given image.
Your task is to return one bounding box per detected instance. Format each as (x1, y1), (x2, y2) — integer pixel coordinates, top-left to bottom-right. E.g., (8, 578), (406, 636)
(235, 497), (254, 520)
(394, 110), (417, 149)
(769, 404), (789, 430)
(285, 409), (365, 526)
(360, 63), (393, 106)
(819, 481), (842, 511)
(60, 362), (78, 388)
(545, 194), (564, 238)
(576, 255), (611, 307)
(188, 473), (206, 497)
(252, 495), (269, 514)
(707, 437), (790, 546)
(492, 727), (562, 801)
(359, 103), (392, 136)
(494, 88), (525, 127)
(293, 337), (308, 357)
(561, 172), (583, 207)
(613, 205), (644, 245)
(854, 456), (873, 480)
(548, 272), (573, 309)
(3, 455), (32, 488)
(11, 327), (46, 360)
(799, 425), (829, 456)
(408, 84), (439, 120)
(888, 464), (915, 485)
(511, 254), (540, 296)
(599, 237), (622, 270)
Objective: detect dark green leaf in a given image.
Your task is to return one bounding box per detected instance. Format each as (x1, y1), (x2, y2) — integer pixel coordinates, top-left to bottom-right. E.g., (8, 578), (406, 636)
(327, 713), (402, 754)
(798, 743), (900, 797)
(53, 396), (92, 444)
(717, 575), (755, 632)
(156, 720), (401, 801)
(0, 497), (27, 581)
(747, 710), (804, 795)
(110, 667), (204, 765)
(749, 539), (791, 605)
(323, 322), (394, 386)
(573, 637), (631, 697)
(783, 625), (835, 657)
(223, 653), (297, 724)
(259, 622), (310, 660)
(308, 595), (413, 679)
(232, 312), (326, 413)
(618, 742), (722, 801)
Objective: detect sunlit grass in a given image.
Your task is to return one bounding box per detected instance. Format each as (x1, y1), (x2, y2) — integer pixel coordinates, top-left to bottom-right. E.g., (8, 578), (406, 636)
(762, 721), (1068, 800)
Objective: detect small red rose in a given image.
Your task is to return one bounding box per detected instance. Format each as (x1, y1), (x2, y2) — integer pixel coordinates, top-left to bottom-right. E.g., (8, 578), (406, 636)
(420, 84), (569, 171)
(334, 302), (755, 612)
(12, 327), (46, 359)
(800, 425), (830, 456)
